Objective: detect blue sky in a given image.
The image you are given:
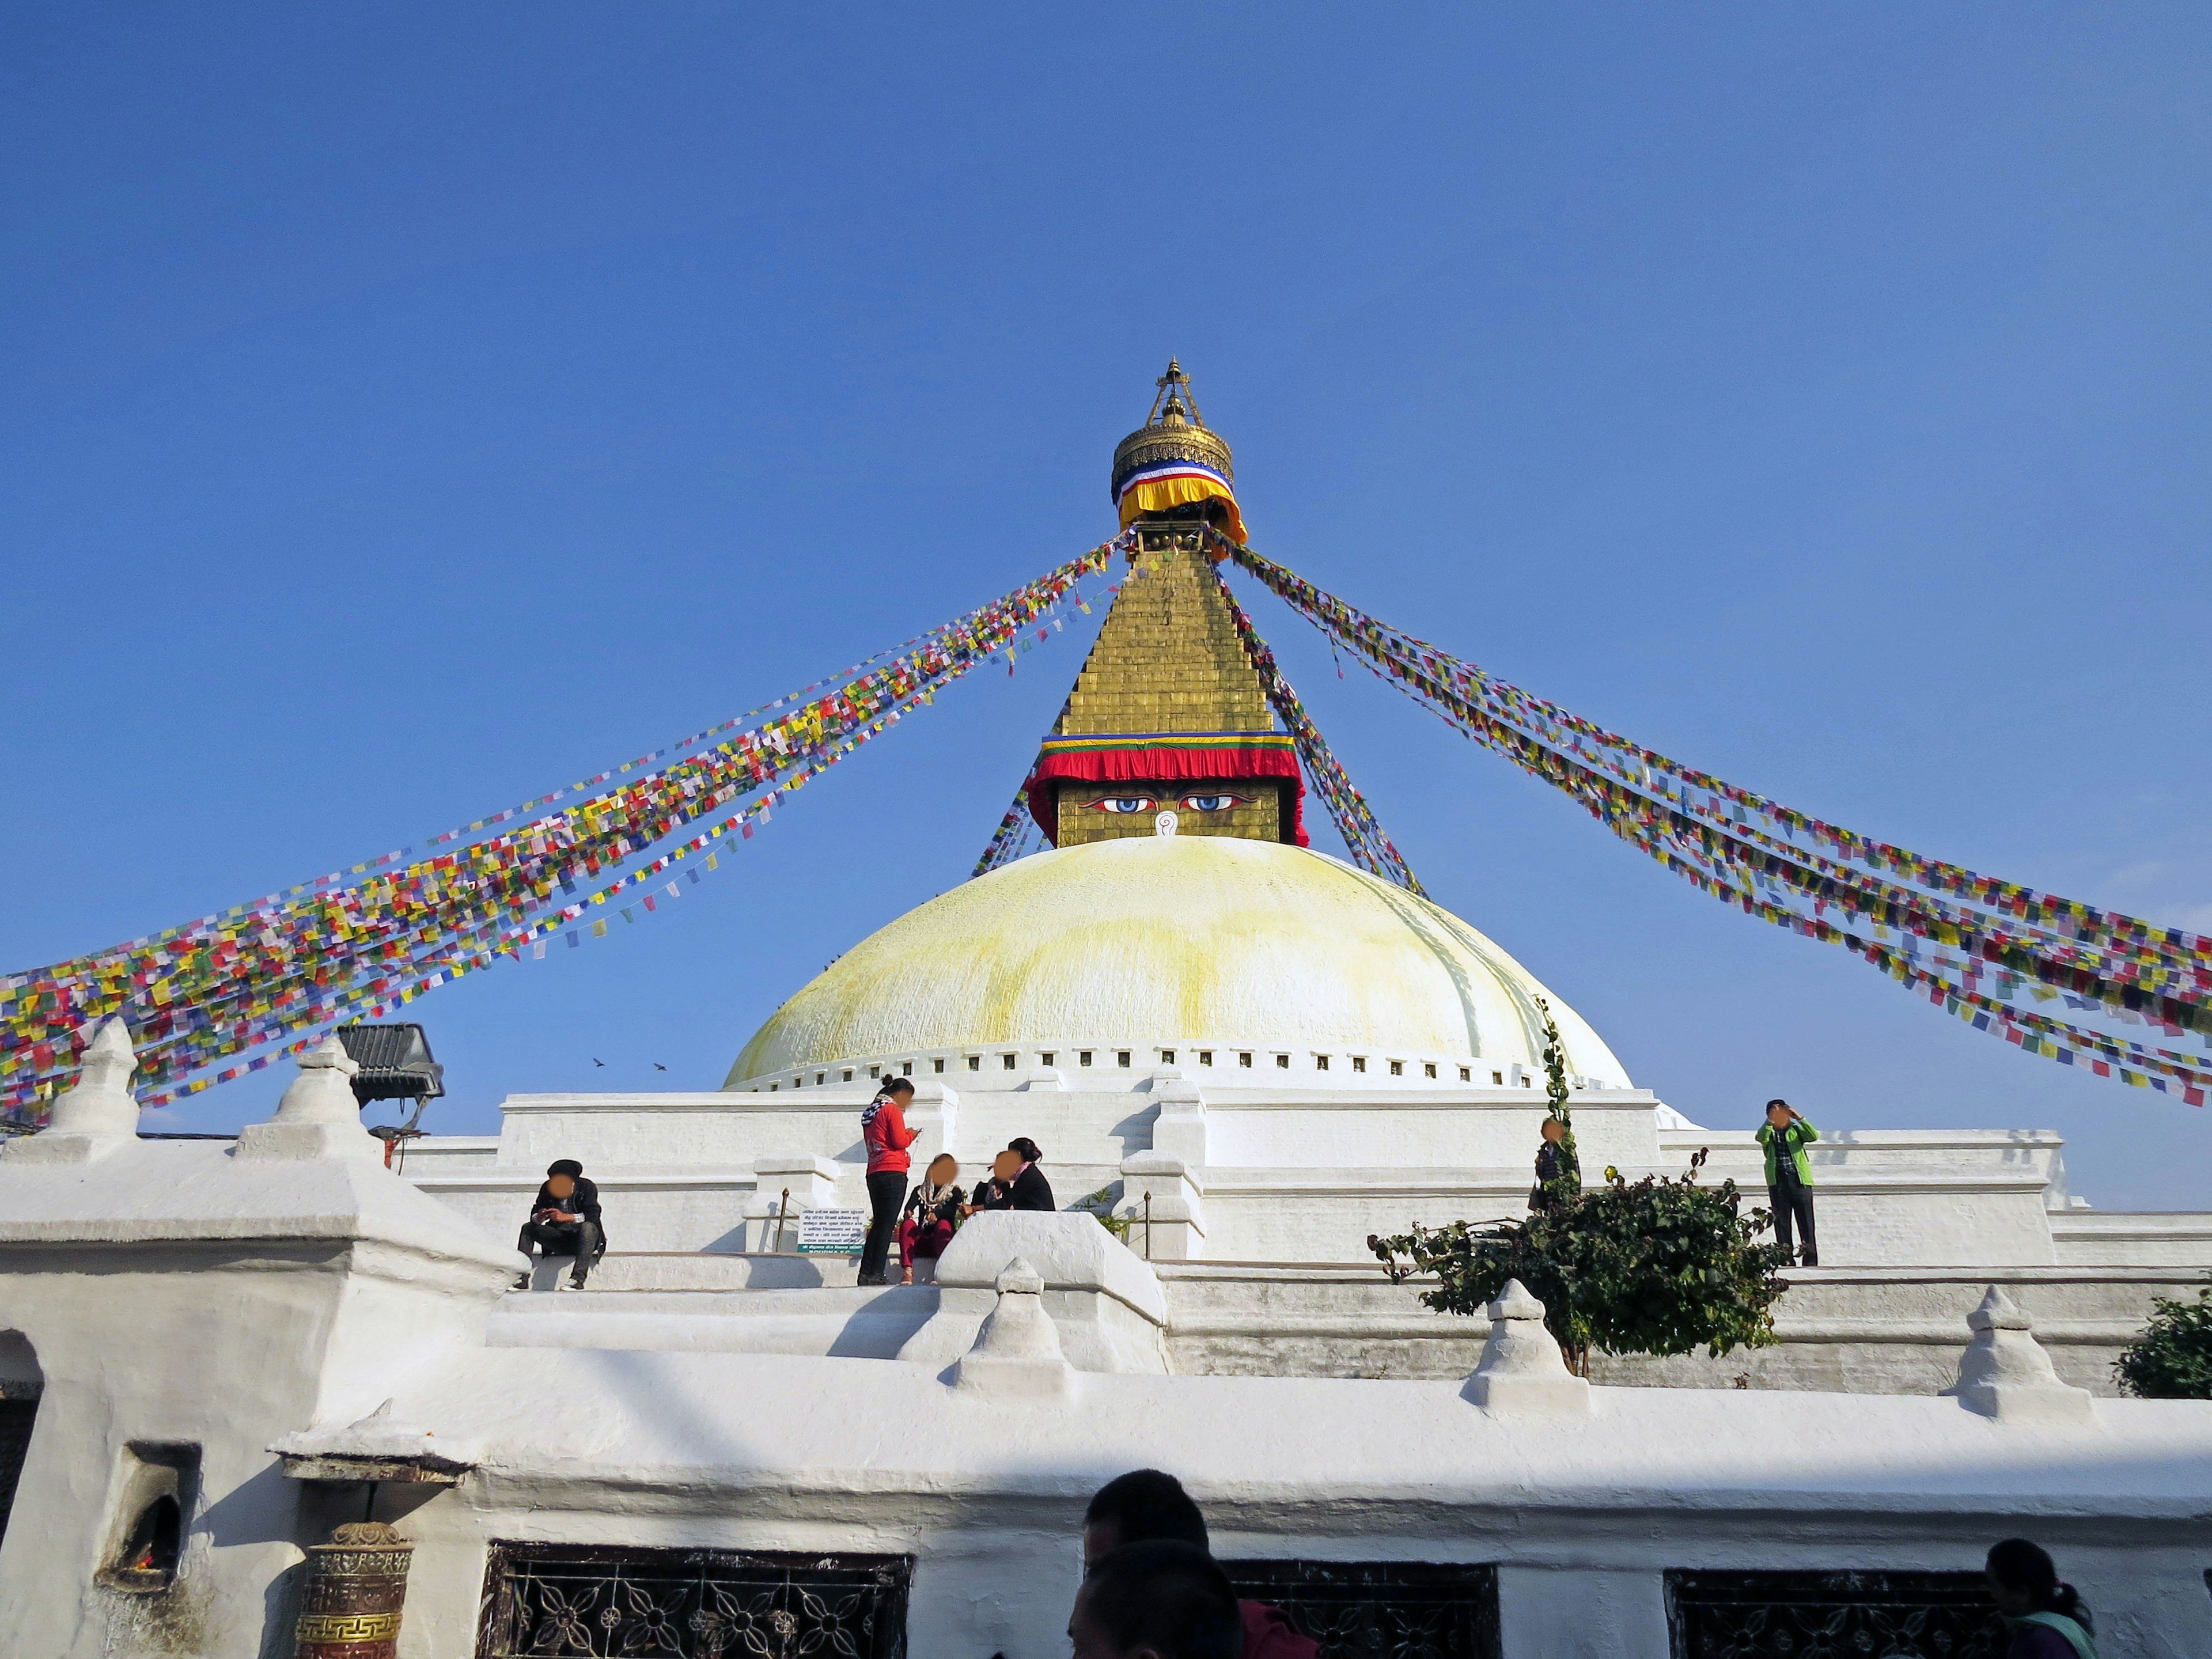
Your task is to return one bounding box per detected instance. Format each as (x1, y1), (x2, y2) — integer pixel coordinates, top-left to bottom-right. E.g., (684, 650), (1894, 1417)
(4, 7), (2209, 1207)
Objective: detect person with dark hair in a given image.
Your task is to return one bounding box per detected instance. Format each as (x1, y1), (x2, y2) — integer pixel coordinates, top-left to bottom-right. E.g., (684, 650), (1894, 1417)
(899, 1153), (964, 1284)
(1529, 1115), (1579, 1213)
(1757, 1098), (1820, 1265)
(857, 1078), (918, 1286)
(1071, 1541), (1244, 1659)
(514, 1158), (603, 1290)
(1986, 1539), (2096, 1657)
(1003, 1137), (1055, 1211)
(973, 1149), (1020, 1211)
(1084, 1471), (1317, 1659)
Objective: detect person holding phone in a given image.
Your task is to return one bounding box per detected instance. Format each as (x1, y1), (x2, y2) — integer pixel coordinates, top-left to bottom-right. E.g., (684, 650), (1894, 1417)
(1757, 1098), (1820, 1266)
(515, 1158), (604, 1290)
(857, 1078), (919, 1286)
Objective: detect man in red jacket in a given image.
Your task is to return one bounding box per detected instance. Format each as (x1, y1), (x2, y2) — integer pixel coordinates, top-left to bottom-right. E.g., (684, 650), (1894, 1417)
(856, 1078), (918, 1286)
(1082, 1470), (1320, 1659)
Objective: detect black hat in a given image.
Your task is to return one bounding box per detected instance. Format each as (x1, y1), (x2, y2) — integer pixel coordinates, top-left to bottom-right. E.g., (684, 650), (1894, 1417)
(547, 1158), (584, 1178)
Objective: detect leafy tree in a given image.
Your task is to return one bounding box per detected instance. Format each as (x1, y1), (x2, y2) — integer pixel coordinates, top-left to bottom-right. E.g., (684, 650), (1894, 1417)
(2115, 1282), (2212, 1399)
(1370, 1150), (1791, 1377)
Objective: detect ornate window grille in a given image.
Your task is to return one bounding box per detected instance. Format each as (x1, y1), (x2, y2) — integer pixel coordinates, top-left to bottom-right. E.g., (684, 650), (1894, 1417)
(476, 1544), (910, 1659)
(1221, 1560), (1501, 1659)
(1666, 1569), (2006, 1659)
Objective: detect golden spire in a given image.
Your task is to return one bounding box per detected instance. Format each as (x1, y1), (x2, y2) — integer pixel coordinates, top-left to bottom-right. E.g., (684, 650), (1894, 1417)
(1110, 359), (1238, 536)
(1025, 364), (1287, 847)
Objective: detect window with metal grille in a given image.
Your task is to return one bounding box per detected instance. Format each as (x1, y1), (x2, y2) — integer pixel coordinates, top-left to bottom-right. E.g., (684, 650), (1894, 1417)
(1221, 1559), (1499, 1659)
(1665, 1569), (2005, 1659)
(476, 1543), (911, 1659)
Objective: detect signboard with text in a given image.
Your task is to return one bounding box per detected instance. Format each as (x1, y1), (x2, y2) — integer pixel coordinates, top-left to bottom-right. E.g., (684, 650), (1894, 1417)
(795, 1208), (868, 1255)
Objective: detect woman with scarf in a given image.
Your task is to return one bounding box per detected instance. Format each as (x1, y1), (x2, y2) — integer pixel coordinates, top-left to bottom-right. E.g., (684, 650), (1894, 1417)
(899, 1153), (965, 1283)
(856, 1078), (918, 1286)
(1987, 1540), (2096, 1658)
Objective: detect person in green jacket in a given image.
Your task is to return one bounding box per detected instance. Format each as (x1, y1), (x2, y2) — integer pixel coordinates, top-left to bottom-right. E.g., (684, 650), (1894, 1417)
(1756, 1098), (1820, 1266)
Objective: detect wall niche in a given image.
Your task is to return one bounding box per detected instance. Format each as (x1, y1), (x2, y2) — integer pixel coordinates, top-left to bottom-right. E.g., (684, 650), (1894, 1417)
(96, 1442), (200, 1596)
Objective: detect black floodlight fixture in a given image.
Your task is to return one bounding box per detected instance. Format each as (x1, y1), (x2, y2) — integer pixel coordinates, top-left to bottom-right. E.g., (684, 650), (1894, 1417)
(334, 1023), (445, 1110)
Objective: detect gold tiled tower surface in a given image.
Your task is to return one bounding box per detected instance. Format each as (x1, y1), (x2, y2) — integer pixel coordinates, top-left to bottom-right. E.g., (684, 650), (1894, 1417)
(1050, 543), (1287, 847)
(1056, 547), (1271, 737)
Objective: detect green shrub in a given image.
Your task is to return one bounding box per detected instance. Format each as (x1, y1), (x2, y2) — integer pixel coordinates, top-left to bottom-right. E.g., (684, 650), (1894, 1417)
(1071, 1184), (1134, 1243)
(1370, 1152), (1791, 1376)
(2115, 1282), (2212, 1399)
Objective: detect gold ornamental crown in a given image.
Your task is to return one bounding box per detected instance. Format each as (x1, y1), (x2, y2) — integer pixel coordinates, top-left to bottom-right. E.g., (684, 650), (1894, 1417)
(1109, 358), (1234, 504)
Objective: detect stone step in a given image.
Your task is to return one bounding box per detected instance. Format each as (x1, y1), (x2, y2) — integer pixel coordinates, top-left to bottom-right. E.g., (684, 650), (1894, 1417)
(520, 1251), (865, 1293)
(1154, 1262), (1473, 1379)
(490, 1283), (937, 1358)
(503, 1252), (2183, 1394)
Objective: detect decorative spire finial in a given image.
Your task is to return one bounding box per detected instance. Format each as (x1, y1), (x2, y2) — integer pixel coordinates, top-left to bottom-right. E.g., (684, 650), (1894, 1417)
(2, 1016), (143, 1162)
(1111, 361), (1240, 541)
(1147, 358), (1204, 429)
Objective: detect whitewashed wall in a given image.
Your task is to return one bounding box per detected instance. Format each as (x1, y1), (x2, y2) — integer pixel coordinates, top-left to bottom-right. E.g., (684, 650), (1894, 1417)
(5, 1116), (2212, 1659)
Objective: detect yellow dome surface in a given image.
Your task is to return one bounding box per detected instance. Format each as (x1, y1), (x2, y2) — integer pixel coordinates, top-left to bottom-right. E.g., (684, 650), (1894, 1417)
(727, 836), (1631, 1089)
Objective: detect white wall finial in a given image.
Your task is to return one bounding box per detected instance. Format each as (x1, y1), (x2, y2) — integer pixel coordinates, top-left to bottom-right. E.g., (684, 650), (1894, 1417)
(236, 1035), (382, 1164)
(1942, 1286), (2094, 1424)
(948, 1255), (1077, 1398)
(1464, 1278), (1593, 1416)
(3, 1017), (143, 1165)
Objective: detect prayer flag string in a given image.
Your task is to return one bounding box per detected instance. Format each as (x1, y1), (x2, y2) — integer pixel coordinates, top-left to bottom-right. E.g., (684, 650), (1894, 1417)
(1206, 563), (1422, 893)
(3, 537), (1128, 1118)
(1217, 530), (2210, 1105)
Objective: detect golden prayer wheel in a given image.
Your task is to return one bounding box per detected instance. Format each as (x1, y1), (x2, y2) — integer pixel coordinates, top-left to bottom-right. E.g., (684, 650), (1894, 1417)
(291, 1522), (413, 1659)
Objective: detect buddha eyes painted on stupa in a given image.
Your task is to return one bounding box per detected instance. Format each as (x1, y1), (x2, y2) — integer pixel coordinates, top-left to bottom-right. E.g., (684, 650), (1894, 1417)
(1085, 791), (1253, 816)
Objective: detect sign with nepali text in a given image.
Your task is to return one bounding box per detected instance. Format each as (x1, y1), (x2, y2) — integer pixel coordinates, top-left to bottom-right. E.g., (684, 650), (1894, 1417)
(796, 1209), (868, 1255)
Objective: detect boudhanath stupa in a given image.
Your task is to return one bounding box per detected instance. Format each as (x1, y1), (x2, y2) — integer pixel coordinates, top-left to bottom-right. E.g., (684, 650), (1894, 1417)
(3, 367), (2211, 1656)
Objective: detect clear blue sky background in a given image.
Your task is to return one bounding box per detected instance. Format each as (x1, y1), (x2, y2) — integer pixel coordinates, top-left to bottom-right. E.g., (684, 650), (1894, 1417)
(5, 8), (2209, 1207)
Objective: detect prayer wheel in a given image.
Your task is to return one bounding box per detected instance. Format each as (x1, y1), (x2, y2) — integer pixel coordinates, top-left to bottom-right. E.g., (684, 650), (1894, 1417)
(290, 1521), (413, 1659)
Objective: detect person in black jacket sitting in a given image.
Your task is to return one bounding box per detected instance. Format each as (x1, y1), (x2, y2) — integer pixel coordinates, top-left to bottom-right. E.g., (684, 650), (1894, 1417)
(515, 1158), (604, 1290)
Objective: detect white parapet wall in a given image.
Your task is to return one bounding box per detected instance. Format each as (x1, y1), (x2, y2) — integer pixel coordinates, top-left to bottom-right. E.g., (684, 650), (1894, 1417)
(3, 1048), (2212, 1658)
(379, 1072), (2212, 1395)
(384, 1346), (2212, 1658)
(397, 1077), (2186, 1272)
